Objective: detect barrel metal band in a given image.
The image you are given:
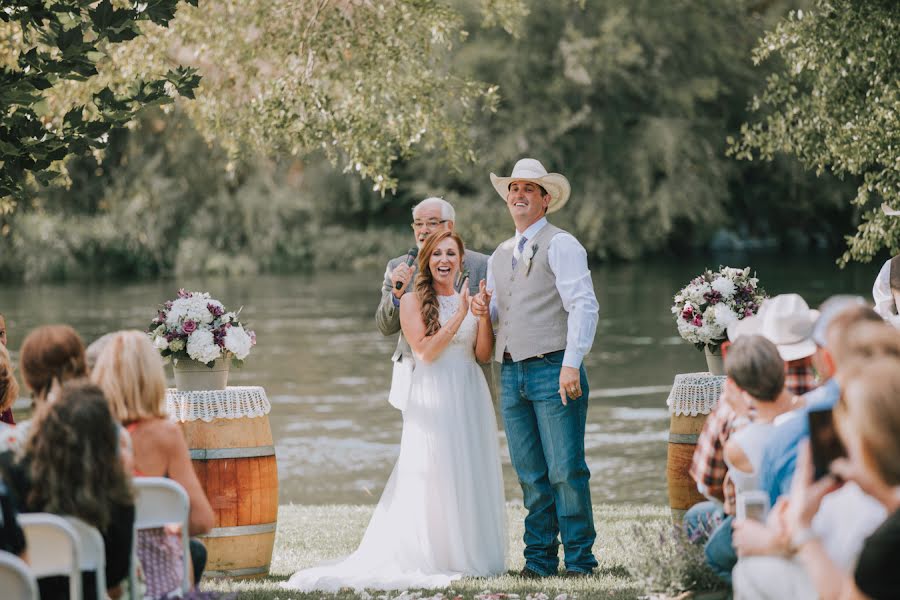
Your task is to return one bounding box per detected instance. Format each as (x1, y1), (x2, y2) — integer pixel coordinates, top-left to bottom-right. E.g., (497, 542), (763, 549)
(199, 522), (277, 538)
(204, 565), (270, 578)
(668, 433), (700, 444)
(189, 445), (275, 460)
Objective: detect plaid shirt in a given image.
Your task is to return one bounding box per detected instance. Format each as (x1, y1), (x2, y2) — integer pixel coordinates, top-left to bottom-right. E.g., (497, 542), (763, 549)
(785, 356), (817, 396)
(689, 401), (736, 513)
(689, 356), (819, 515)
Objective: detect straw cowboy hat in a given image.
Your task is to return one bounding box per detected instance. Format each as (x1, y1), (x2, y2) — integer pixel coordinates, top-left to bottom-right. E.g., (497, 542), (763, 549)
(727, 293), (819, 361)
(490, 158), (571, 214)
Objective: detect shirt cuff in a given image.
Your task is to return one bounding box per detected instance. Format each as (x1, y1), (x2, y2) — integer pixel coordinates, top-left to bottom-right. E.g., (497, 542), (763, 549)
(391, 294), (401, 308)
(562, 349), (583, 369)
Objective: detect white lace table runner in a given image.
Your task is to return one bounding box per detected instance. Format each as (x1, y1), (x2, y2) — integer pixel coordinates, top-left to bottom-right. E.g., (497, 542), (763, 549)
(166, 386), (271, 422)
(666, 372), (726, 416)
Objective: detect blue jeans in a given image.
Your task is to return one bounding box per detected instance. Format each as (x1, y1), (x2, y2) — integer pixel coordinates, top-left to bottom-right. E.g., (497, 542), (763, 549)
(683, 501), (736, 583)
(501, 351), (597, 575)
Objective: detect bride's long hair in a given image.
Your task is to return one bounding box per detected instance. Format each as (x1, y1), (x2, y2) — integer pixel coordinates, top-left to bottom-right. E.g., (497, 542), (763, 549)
(415, 230), (465, 337)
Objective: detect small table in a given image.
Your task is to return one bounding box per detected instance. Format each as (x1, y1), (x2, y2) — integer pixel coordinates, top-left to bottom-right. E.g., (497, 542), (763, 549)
(166, 386), (278, 579)
(665, 372), (726, 522)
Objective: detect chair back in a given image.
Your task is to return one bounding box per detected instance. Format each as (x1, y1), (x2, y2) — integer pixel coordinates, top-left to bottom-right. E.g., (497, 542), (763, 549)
(0, 551), (39, 600)
(129, 477), (191, 600)
(65, 517), (107, 600)
(18, 513), (81, 600)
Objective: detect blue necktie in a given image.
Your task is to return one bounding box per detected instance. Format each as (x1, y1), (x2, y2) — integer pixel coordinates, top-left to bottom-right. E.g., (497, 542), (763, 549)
(512, 236), (528, 269)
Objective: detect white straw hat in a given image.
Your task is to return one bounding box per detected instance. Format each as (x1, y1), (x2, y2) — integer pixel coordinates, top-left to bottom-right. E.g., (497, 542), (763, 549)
(489, 158), (571, 214)
(727, 293), (819, 361)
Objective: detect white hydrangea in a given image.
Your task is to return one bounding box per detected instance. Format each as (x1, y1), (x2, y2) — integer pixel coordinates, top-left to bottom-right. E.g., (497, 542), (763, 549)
(186, 329), (221, 363)
(685, 282), (711, 305)
(166, 295), (215, 328)
(224, 326), (253, 360)
(712, 303), (739, 329)
(711, 277), (736, 299)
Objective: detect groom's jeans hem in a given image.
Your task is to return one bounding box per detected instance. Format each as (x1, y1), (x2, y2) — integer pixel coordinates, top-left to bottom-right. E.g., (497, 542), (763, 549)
(501, 355), (597, 576)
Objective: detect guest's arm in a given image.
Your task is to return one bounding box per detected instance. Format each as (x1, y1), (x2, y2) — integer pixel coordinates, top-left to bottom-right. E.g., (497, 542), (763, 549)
(872, 259), (895, 319)
(165, 423), (215, 535)
(400, 289), (468, 364)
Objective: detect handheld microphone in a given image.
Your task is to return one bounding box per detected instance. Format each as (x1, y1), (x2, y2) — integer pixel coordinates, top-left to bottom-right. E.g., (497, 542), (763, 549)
(394, 247), (418, 290)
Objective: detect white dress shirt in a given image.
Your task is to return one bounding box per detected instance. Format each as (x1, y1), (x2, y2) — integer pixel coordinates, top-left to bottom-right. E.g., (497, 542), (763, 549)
(871, 258), (900, 327)
(486, 218), (599, 368)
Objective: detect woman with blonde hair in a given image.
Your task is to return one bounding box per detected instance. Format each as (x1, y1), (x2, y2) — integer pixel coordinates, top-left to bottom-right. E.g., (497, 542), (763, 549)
(785, 357), (900, 599)
(92, 330), (214, 596)
(0, 344), (18, 424)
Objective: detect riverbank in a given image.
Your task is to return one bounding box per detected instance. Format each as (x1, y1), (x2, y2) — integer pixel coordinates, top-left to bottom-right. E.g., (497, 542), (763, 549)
(201, 503), (724, 599)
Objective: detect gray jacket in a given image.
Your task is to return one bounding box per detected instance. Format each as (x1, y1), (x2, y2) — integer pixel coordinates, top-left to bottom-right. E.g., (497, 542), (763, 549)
(375, 250), (489, 364)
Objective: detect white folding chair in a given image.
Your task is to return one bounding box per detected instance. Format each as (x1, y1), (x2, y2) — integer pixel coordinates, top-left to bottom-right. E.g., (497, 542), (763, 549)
(0, 550), (39, 600)
(18, 513), (81, 600)
(65, 517), (106, 600)
(129, 477), (191, 600)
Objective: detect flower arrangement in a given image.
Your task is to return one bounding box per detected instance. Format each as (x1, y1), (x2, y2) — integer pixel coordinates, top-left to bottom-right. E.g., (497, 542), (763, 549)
(148, 290), (257, 366)
(672, 266), (767, 351)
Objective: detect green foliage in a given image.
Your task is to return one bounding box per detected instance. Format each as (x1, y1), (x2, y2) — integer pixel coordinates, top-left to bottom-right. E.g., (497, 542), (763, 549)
(730, 0), (900, 265)
(388, 0), (851, 260)
(0, 0), (200, 206)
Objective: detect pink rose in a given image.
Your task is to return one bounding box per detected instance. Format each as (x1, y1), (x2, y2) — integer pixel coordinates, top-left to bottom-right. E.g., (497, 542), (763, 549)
(183, 320), (197, 334)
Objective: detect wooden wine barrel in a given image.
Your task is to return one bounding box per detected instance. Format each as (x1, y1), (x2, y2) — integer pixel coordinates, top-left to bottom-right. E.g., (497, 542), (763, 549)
(666, 412), (709, 523)
(180, 415), (278, 579)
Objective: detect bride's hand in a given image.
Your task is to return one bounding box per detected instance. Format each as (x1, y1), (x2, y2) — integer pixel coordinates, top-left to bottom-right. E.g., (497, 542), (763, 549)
(456, 280), (470, 317)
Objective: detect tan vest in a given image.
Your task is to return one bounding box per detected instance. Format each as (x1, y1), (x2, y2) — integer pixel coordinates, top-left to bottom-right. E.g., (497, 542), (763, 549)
(493, 223), (569, 362)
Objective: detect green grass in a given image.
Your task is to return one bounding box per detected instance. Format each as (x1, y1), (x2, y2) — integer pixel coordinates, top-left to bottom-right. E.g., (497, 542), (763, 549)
(200, 503), (703, 600)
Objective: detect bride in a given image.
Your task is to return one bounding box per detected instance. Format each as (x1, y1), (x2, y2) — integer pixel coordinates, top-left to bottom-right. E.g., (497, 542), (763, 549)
(283, 230), (507, 592)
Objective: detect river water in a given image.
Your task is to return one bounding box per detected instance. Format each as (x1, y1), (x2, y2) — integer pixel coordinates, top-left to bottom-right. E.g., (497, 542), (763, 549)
(0, 254), (878, 506)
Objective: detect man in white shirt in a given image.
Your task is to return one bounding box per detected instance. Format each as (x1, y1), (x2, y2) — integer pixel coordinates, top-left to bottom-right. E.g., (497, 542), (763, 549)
(472, 158), (599, 578)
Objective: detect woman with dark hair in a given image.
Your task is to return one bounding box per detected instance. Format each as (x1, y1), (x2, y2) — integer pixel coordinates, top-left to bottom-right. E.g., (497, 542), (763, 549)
(1, 380), (135, 599)
(0, 312), (15, 424)
(284, 229), (506, 591)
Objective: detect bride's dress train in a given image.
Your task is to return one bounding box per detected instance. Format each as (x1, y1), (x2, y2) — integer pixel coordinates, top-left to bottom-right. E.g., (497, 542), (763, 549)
(282, 294), (507, 591)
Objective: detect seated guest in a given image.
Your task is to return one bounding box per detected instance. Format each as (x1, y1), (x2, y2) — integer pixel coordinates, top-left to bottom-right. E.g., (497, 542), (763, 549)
(0, 345), (18, 431)
(1, 381), (135, 599)
(686, 294), (819, 582)
(92, 330), (214, 596)
(732, 315), (898, 599)
(0, 325), (88, 451)
(0, 476), (26, 560)
(0, 313), (15, 425)
(785, 358), (900, 600)
(722, 335), (796, 496)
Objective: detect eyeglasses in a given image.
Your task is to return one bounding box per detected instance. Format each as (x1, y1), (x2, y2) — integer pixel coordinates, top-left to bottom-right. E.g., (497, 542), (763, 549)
(410, 219), (449, 230)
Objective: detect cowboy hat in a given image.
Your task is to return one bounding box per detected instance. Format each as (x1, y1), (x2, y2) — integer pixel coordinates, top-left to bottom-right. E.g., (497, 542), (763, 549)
(490, 158), (571, 214)
(727, 293), (819, 361)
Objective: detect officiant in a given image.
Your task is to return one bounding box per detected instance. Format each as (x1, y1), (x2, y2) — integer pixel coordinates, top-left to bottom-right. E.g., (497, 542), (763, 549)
(375, 197), (490, 408)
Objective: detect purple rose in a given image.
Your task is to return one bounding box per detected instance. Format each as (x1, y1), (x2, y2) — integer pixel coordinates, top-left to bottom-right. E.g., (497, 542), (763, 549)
(183, 320), (197, 334)
(703, 290), (722, 305)
(208, 303), (225, 317)
(177, 288), (191, 299)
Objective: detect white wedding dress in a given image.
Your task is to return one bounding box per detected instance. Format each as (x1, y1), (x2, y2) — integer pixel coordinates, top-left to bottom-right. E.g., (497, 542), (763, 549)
(282, 294), (507, 592)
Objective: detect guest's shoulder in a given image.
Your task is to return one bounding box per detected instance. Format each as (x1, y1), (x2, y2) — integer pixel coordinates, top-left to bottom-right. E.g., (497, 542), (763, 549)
(464, 250), (490, 266)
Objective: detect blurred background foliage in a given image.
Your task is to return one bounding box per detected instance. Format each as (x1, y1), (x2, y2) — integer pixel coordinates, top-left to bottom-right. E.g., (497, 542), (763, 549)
(0, 0), (875, 282)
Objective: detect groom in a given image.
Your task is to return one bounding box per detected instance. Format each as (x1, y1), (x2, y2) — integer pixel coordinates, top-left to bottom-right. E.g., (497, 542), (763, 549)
(472, 158), (599, 577)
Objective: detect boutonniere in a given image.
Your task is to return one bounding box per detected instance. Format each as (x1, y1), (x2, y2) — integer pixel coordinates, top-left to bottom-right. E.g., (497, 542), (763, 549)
(524, 243), (538, 275)
(455, 267), (471, 292)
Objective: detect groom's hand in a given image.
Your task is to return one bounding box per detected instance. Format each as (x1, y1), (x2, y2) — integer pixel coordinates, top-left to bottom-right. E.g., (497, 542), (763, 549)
(559, 366), (582, 406)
